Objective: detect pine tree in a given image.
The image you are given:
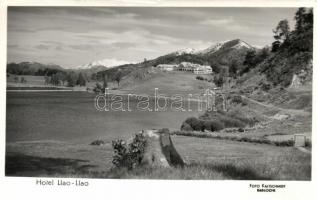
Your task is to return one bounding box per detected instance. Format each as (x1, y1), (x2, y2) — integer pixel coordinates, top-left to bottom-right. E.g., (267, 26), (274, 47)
(114, 71), (123, 87)
(272, 19), (290, 51)
(67, 72), (77, 87)
(77, 72), (86, 86)
(102, 75), (108, 93)
(294, 8), (306, 32)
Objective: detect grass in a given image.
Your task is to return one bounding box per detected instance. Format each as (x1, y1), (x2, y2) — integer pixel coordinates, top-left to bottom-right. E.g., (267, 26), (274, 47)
(172, 130), (312, 147)
(7, 75), (46, 86)
(7, 86), (70, 90)
(104, 155), (310, 180)
(104, 163), (265, 180)
(5, 152), (97, 177)
(121, 70), (214, 97)
(6, 136), (311, 180)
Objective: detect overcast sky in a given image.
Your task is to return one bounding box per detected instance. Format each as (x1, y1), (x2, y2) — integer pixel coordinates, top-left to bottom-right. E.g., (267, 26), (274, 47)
(7, 7), (298, 68)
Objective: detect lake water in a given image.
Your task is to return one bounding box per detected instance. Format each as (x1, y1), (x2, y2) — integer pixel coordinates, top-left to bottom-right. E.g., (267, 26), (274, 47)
(6, 91), (204, 144)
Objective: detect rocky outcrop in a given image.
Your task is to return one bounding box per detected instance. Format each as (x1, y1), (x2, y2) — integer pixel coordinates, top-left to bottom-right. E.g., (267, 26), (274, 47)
(141, 129), (184, 168)
(289, 59), (312, 88)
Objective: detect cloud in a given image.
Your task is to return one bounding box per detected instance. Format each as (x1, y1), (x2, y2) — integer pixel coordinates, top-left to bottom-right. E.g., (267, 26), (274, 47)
(200, 17), (234, 26)
(111, 42), (136, 49)
(8, 27), (36, 33)
(7, 7), (297, 67)
(7, 44), (19, 48)
(68, 44), (100, 51)
(55, 45), (63, 51)
(35, 44), (50, 50)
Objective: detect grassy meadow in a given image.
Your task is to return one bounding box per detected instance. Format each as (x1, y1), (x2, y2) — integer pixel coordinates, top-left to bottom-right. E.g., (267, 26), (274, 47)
(120, 70), (215, 97)
(6, 136), (311, 180)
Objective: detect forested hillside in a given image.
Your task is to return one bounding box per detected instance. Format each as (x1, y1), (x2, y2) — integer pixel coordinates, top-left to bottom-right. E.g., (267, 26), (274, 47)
(238, 8), (313, 88)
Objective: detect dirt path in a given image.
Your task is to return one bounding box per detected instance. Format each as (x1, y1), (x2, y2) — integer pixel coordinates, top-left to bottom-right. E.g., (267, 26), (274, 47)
(296, 147), (311, 154)
(240, 95), (310, 117)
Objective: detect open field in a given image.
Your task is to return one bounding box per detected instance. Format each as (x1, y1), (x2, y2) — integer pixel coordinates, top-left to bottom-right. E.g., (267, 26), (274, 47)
(7, 74), (90, 91)
(120, 71), (215, 97)
(7, 74), (46, 86)
(6, 136), (311, 180)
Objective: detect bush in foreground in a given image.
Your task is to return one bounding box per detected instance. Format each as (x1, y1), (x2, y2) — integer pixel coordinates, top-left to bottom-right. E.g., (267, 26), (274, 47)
(112, 133), (147, 170)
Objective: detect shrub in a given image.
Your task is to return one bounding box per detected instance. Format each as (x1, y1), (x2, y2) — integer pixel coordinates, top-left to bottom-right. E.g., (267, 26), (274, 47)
(231, 95), (247, 106)
(203, 120), (225, 132)
(198, 85), (204, 89)
(112, 133), (147, 170)
(158, 128), (170, 134)
(227, 108), (260, 127)
(90, 140), (105, 146)
(261, 83), (272, 91)
(273, 140), (294, 147)
(199, 110), (247, 129)
(184, 117), (203, 131)
(305, 140), (312, 148)
(186, 108), (261, 132)
(196, 76), (206, 81)
(20, 77), (27, 83)
(180, 122), (193, 131)
(93, 82), (103, 94)
(238, 128), (245, 132)
(219, 116), (246, 128)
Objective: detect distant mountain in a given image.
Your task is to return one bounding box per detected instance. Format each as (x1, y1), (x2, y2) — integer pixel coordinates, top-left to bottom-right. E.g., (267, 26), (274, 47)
(73, 58), (133, 70)
(196, 39), (252, 55)
(169, 48), (198, 56)
(196, 40), (230, 55)
(152, 39), (253, 69)
(194, 39), (255, 73)
(7, 58), (133, 76)
(165, 39), (252, 57)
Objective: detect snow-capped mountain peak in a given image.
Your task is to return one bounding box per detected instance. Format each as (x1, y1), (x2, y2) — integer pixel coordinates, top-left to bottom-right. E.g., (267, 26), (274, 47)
(196, 40), (230, 55)
(196, 39), (252, 55)
(231, 40), (252, 49)
(162, 39), (253, 58)
(172, 48), (197, 55)
(74, 58), (132, 70)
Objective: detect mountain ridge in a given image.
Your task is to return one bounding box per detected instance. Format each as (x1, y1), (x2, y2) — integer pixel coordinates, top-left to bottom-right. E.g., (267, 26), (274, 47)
(167, 39), (253, 57)
(72, 58), (134, 70)
(7, 39), (254, 72)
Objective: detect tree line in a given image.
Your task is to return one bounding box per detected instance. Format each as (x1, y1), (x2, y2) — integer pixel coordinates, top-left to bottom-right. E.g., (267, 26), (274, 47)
(44, 71), (87, 87)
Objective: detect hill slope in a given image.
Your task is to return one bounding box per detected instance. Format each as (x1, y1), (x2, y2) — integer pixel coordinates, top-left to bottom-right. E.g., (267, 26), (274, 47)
(119, 68), (214, 96)
(234, 8), (313, 110)
(98, 39), (253, 91)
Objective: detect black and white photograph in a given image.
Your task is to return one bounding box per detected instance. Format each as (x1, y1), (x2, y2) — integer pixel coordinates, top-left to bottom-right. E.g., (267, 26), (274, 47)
(1, 0), (316, 199)
(4, 5), (313, 181)
(1, 2), (317, 199)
